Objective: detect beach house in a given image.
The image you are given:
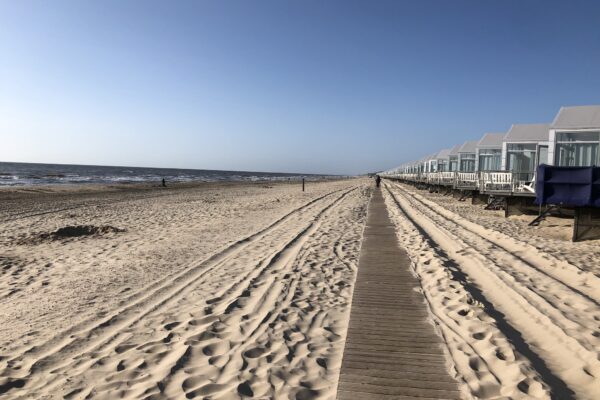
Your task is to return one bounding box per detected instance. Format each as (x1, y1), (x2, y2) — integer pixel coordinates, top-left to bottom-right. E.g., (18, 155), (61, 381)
(476, 133), (505, 172)
(549, 105), (600, 167)
(501, 124), (550, 190)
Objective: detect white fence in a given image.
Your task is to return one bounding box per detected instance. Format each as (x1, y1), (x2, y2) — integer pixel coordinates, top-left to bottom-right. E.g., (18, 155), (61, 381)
(439, 172), (455, 185)
(388, 170), (537, 195)
(427, 172), (440, 185)
(480, 172), (512, 193)
(456, 172), (478, 189)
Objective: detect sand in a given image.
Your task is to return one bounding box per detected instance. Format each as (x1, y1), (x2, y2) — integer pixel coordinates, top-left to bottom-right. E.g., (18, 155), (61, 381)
(3, 177), (599, 399)
(0, 179), (371, 399)
(383, 181), (600, 400)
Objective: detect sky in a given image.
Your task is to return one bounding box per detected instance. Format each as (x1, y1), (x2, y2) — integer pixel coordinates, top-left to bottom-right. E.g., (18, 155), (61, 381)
(1, 1), (600, 175)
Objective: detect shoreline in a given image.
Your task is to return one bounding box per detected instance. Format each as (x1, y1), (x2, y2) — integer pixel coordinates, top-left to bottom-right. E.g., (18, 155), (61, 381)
(0, 177), (353, 202)
(0, 161), (348, 189)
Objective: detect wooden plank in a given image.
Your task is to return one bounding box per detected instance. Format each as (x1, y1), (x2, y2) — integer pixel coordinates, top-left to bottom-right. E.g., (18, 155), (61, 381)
(340, 367), (459, 383)
(336, 188), (460, 399)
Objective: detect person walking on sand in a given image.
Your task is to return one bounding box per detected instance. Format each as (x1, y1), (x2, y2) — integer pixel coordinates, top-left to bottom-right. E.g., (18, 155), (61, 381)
(375, 175), (381, 188)
(162, 178), (166, 187)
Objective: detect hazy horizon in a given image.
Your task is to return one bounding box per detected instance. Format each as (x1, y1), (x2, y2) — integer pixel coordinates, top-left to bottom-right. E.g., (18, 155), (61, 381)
(2, 0), (600, 175)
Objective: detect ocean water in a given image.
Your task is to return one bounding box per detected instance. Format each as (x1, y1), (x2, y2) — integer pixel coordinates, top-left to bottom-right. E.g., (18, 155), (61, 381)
(0, 162), (332, 186)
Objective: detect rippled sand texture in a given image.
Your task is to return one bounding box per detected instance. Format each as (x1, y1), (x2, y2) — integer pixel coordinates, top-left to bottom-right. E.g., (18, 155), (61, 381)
(383, 181), (600, 400)
(0, 180), (371, 399)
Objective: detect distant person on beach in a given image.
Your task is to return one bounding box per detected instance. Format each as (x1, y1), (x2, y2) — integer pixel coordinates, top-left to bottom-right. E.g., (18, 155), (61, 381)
(162, 178), (166, 187)
(375, 175), (381, 188)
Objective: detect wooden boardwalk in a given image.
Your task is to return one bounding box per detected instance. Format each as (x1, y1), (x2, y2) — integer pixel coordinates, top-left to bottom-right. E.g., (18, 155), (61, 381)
(337, 188), (461, 399)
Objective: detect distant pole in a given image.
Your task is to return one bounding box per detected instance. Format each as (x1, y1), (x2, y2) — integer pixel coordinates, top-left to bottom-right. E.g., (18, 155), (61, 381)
(302, 178), (305, 192)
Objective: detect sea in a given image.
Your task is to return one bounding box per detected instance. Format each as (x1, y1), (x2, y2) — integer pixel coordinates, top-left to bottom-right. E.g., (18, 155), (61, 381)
(0, 162), (335, 187)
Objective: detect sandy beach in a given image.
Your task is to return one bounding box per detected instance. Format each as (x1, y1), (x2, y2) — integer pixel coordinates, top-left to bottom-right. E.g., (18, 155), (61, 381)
(1, 178), (599, 399)
(0, 179), (371, 399)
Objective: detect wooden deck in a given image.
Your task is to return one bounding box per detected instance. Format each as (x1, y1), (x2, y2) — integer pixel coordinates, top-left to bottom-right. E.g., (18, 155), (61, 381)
(337, 188), (461, 399)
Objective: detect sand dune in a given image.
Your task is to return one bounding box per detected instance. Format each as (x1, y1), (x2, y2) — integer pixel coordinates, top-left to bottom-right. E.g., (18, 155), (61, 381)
(383, 181), (600, 400)
(0, 180), (370, 399)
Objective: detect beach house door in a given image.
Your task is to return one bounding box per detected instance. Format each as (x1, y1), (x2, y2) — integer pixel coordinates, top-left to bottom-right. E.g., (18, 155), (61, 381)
(536, 145), (548, 166)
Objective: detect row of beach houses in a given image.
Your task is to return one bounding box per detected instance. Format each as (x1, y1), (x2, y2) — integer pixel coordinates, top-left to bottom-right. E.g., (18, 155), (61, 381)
(382, 105), (600, 196)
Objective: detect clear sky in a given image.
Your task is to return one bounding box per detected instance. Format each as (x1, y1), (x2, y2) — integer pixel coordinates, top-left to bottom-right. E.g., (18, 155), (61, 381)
(1, 1), (600, 175)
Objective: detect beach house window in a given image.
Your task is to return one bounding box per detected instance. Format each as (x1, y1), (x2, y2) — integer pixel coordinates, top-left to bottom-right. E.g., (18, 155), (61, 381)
(478, 149), (502, 171)
(430, 160), (438, 172)
(459, 153), (476, 172)
(537, 145), (548, 165)
(449, 156), (458, 171)
(507, 144), (536, 171)
(555, 131), (600, 167)
(438, 159), (448, 172)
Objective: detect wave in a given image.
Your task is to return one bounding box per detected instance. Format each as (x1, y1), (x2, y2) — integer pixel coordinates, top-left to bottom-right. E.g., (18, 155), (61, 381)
(0, 162), (339, 187)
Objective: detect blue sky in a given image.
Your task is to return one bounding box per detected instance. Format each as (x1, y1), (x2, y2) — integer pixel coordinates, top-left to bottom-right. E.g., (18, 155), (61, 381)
(1, 1), (600, 174)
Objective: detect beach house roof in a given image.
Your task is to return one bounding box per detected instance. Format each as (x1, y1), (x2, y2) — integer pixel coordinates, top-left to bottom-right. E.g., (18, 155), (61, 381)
(476, 133), (505, 148)
(551, 105), (600, 129)
(504, 124), (549, 142)
(458, 140), (477, 154)
(434, 148), (451, 159)
(448, 144), (461, 156)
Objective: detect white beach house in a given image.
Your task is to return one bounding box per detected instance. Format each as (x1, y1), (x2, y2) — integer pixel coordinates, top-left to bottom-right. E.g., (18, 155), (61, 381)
(475, 133), (505, 172)
(433, 148), (452, 172)
(457, 141), (478, 172)
(426, 153), (438, 173)
(501, 124), (550, 184)
(448, 144), (461, 172)
(549, 105), (600, 167)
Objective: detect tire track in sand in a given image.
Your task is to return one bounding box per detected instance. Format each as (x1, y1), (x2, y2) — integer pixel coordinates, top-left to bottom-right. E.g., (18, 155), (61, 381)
(0, 187), (355, 396)
(150, 189), (357, 399)
(385, 182), (600, 399)
(390, 182), (600, 354)
(383, 184), (553, 399)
